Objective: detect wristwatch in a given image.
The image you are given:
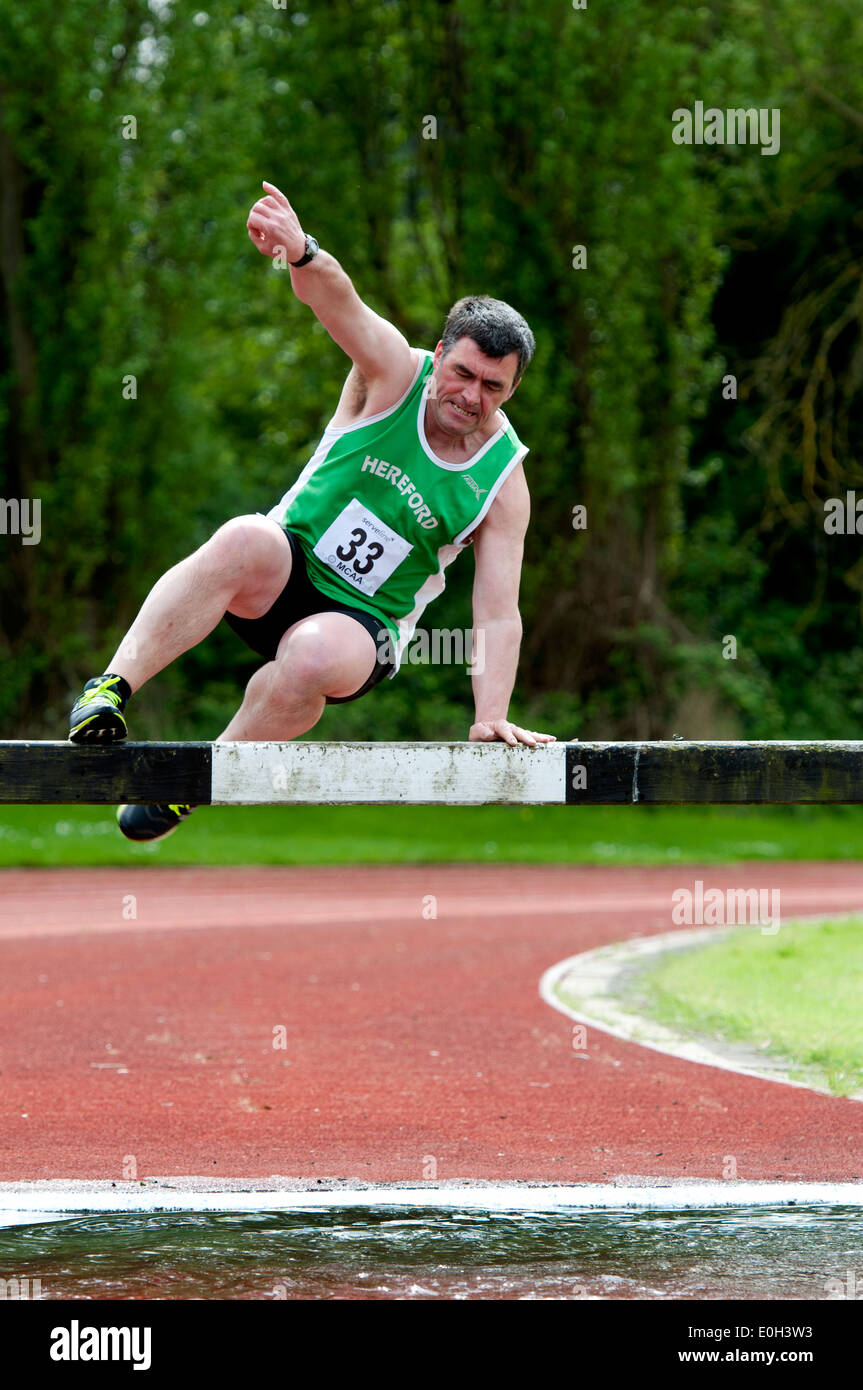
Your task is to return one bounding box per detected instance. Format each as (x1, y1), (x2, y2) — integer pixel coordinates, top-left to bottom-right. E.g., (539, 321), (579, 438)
(290, 234), (320, 267)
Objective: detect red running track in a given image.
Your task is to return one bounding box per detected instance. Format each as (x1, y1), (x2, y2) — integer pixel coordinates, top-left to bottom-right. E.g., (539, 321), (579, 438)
(1, 863), (862, 1185)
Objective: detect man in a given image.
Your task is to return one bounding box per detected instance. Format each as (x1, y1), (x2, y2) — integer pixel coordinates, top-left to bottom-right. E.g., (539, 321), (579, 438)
(68, 181), (555, 841)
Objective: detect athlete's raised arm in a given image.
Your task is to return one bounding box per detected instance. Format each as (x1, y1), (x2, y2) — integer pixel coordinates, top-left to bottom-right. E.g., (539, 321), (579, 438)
(247, 181), (414, 392)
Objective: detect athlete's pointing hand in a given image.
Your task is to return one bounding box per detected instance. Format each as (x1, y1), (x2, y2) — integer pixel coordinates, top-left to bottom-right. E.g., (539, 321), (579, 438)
(247, 181), (306, 262)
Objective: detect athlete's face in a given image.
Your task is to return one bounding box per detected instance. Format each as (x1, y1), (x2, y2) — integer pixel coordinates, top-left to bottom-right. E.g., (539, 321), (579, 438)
(428, 337), (520, 437)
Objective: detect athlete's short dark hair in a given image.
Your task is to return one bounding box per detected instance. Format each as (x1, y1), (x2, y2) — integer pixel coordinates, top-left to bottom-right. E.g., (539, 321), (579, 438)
(440, 296), (535, 383)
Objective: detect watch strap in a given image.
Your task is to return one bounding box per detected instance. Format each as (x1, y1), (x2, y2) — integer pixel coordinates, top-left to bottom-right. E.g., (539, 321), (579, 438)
(290, 234), (319, 268)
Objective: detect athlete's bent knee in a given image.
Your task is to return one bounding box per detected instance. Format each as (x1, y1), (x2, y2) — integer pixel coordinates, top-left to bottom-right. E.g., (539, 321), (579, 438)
(208, 515), (283, 567)
(276, 628), (371, 699)
(277, 636), (344, 695)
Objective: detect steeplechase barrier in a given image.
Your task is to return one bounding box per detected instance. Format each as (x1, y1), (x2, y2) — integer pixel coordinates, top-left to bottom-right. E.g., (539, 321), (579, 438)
(1, 740), (863, 805)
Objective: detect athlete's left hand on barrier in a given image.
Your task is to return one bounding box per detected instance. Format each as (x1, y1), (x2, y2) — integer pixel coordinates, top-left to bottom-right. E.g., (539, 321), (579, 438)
(469, 720), (556, 748)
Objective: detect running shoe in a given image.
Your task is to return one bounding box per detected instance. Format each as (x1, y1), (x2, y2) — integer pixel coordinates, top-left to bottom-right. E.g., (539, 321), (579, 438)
(117, 803), (197, 842)
(69, 674), (130, 744)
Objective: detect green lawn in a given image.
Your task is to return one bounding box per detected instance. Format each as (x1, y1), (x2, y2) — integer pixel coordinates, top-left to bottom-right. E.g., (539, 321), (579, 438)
(1, 801), (863, 867)
(625, 916), (863, 1097)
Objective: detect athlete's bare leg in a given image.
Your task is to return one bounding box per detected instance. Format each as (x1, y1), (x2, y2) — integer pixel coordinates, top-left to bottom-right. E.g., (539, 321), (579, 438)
(105, 516), (293, 693)
(217, 612), (378, 741)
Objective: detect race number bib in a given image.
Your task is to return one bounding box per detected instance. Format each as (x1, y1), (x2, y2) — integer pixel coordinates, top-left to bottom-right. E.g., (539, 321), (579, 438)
(313, 498), (413, 597)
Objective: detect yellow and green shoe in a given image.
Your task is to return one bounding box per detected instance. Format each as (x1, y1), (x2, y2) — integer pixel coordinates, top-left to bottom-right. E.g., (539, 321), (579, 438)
(69, 674), (130, 744)
(117, 803), (197, 842)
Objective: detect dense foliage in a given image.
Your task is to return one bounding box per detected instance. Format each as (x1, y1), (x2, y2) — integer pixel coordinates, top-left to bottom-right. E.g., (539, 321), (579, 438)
(1, 0), (861, 740)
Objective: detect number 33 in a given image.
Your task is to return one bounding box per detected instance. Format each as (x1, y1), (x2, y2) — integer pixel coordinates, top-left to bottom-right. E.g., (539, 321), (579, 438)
(336, 527), (384, 575)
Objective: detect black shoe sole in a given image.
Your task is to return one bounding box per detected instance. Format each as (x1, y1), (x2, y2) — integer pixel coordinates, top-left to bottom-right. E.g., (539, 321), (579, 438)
(69, 711), (128, 744)
(117, 818), (180, 843)
(116, 805), (188, 842)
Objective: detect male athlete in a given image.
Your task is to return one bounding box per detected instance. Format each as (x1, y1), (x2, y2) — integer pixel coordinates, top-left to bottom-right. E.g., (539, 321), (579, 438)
(68, 181), (555, 840)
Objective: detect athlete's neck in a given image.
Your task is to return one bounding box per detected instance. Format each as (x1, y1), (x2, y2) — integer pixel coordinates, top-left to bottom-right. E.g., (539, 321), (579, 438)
(423, 401), (501, 464)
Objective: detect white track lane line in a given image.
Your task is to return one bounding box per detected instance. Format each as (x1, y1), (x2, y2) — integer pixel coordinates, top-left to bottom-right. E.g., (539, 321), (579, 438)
(0, 1182), (862, 1223)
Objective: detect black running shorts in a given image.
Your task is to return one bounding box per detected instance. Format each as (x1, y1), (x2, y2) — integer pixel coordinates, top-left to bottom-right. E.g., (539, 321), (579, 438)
(223, 527), (394, 704)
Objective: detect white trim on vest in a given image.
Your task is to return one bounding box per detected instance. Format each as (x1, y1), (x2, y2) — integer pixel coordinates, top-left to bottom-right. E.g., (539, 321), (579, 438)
(452, 444), (529, 546)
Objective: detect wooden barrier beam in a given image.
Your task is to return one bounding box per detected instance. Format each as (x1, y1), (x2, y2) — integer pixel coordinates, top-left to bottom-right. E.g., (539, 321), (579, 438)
(1, 740), (863, 805)
(0, 742), (212, 807)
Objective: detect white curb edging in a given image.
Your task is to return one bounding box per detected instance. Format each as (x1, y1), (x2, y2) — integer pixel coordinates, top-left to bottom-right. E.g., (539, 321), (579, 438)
(539, 922), (863, 1101)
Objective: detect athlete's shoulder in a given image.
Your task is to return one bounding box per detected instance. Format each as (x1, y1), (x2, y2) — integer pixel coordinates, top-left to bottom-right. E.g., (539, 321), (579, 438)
(483, 460), (530, 523)
(495, 402), (527, 447)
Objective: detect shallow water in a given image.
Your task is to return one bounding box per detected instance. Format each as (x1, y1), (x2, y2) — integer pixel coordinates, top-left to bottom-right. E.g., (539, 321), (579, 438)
(1, 1204), (861, 1300)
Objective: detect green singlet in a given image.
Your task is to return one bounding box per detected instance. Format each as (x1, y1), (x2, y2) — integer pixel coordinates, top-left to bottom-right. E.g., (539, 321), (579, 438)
(267, 349), (528, 671)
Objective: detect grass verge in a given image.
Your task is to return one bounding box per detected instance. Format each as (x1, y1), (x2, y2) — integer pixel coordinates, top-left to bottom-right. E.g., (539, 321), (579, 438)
(2, 802), (863, 868)
(623, 915), (863, 1097)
